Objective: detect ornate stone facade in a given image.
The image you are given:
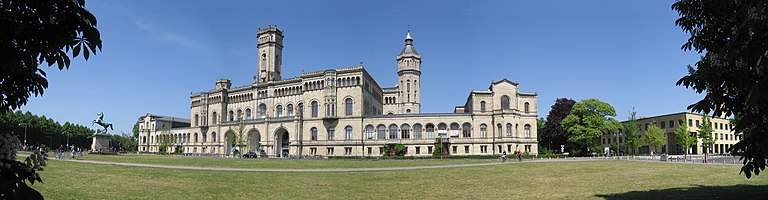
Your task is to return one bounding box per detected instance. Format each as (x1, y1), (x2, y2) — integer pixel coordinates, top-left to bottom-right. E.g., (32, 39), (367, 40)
(137, 26), (539, 157)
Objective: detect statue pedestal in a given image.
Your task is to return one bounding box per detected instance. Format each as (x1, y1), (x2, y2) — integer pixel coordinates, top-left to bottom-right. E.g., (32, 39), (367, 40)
(91, 134), (111, 152)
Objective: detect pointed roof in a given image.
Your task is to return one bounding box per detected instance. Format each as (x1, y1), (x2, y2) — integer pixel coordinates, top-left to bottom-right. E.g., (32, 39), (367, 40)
(399, 31), (419, 56)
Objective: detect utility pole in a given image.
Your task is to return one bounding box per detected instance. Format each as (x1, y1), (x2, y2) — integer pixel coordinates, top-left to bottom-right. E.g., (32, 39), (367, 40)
(19, 123), (28, 146)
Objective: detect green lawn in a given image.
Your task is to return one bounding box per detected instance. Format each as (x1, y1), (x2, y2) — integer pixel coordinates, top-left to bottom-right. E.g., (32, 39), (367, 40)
(28, 159), (768, 199)
(77, 154), (492, 168)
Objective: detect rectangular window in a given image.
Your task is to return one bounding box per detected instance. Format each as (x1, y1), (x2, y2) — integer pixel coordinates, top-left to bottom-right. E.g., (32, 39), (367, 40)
(328, 128), (335, 140)
(428, 146), (433, 154)
(669, 120), (674, 128)
(379, 147), (384, 155)
(689, 119), (693, 127)
(525, 145), (532, 153)
(415, 146), (421, 155)
(696, 120), (700, 127)
(481, 146), (487, 153)
(452, 146), (457, 154)
(327, 147), (334, 155)
(660, 121), (666, 129)
(464, 146), (470, 154)
(310, 147), (317, 155)
(344, 147), (352, 155)
(367, 147), (372, 155)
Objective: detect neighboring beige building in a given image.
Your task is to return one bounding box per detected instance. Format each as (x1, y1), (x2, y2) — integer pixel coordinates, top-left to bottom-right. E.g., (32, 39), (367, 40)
(138, 26), (539, 157)
(601, 112), (739, 155)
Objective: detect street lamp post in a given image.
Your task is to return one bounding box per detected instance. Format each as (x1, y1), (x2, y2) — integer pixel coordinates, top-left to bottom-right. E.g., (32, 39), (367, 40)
(19, 123), (28, 147)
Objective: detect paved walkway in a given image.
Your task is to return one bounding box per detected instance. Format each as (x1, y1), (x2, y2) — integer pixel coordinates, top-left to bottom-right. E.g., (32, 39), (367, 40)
(58, 158), (595, 172)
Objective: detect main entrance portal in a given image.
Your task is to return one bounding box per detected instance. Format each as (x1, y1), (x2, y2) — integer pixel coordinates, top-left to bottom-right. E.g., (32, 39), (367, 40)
(275, 128), (289, 158)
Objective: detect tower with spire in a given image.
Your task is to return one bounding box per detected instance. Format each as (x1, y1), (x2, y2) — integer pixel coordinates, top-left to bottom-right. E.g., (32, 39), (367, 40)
(396, 30), (421, 113)
(256, 25), (284, 84)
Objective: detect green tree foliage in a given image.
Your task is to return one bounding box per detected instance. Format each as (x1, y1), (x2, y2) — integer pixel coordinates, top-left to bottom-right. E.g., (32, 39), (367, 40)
(382, 144), (407, 157)
(698, 115), (717, 161)
(432, 139), (444, 157)
(540, 98), (576, 153)
(672, 0), (768, 178)
(0, 133), (46, 199)
(225, 118), (250, 157)
(643, 122), (666, 155)
(157, 126), (175, 153)
(132, 116), (143, 139)
(109, 134), (137, 152)
(561, 98), (622, 156)
(623, 108), (642, 155)
(0, 110), (95, 148)
(675, 119), (696, 159)
(0, 0), (102, 112)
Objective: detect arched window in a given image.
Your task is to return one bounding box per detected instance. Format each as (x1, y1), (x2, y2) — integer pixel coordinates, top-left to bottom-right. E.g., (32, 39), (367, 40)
(401, 124), (411, 139)
(438, 123), (447, 138)
(426, 124), (435, 138)
(480, 124), (488, 137)
(516, 124), (519, 137)
(497, 124), (502, 137)
(389, 124), (398, 139)
(212, 132), (217, 142)
(345, 126), (353, 140)
(501, 95), (510, 109)
(202, 132), (207, 142)
(365, 125), (375, 140)
(328, 127), (335, 140)
(237, 109), (242, 120)
(345, 98), (353, 116)
(228, 110), (234, 122)
(298, 103), (304, 116)
(259, 104), (267, 118)
(480, 101), (486, 111)
(506, 123), (513, 136)
(194, 133), (198, 143)
(524, 124), (531, 138)
(524, 102), (530, 112)
(245, 108), (252, 119)
(287, 104), (294, 116)
(413, 124), (423, 139)
(142, 136), (146, 144)
(311, 101), (318, 117)
(406, 109), (411, 113)
(276, 105), (283, 117)
(377, 125), (386, 140)
(450, 123), (460, 137)
(462, 123), (472, 138)
(194, 114), (199, 126)
(311, 127), (318, 141)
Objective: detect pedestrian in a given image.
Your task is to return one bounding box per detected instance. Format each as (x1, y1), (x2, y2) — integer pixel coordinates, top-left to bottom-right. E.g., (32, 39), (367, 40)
(517, 150), (523, 161)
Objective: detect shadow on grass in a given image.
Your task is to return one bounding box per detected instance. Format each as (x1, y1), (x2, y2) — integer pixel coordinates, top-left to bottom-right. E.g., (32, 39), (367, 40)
(596, 184), (768, 200)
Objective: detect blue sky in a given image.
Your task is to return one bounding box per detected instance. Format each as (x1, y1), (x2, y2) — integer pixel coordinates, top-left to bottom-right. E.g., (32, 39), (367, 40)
(20, 0), (702, 135)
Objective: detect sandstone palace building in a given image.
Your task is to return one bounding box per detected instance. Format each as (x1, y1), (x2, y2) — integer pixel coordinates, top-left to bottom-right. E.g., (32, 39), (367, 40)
(138, 26), (539, 157)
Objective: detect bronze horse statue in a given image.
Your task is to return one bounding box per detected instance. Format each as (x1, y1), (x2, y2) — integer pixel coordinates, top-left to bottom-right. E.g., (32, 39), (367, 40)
(92, 112), (114, 134)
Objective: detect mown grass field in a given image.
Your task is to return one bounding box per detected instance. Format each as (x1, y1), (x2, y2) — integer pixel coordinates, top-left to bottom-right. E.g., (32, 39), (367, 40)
(78, 154), (492, 168)
(27, 157), (768, 199)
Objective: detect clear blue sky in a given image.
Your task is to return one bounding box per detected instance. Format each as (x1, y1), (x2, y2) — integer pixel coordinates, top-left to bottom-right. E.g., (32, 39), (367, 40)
(20, 0), (702, 135)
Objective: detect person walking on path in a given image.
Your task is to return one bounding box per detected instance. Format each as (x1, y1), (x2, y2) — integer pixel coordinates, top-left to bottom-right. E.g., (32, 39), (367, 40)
(501, 151), (508, 163)
(517, 150), (523, 162)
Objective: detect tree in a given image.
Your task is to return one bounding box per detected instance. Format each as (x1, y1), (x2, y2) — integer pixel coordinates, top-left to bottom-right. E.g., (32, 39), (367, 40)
(0, 0), (102, 112)
(672, 0), (768, 178)
(623, 108), (642, 155)
(698, 115), (717, 163)
(157, 126), (175, 154)
(675, 119), (696, 160)
(561, 98), (622, 156)
(643, 122), (666, 158)
(540, 98), (576, 153)
(225, 118), (250, 157)
(132, 116), (143, 139)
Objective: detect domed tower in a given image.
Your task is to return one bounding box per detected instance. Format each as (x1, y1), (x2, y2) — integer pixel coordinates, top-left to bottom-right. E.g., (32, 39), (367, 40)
(256, 25), (283, 83)
(396, 30), (421, 113)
